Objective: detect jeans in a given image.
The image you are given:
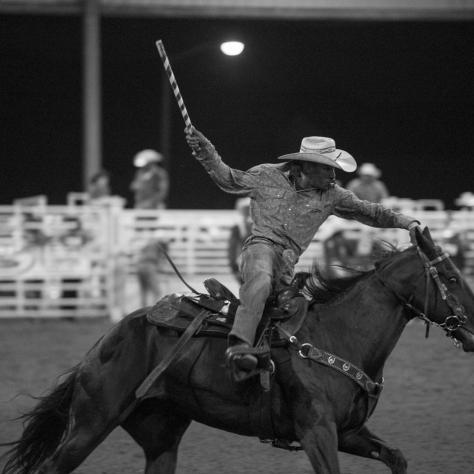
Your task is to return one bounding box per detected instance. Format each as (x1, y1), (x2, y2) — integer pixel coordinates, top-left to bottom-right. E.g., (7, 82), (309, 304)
(229, 241), (296, 346)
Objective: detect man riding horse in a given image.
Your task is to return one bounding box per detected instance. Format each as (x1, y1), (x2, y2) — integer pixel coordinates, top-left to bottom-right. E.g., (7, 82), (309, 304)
(185, 127), (422, 376)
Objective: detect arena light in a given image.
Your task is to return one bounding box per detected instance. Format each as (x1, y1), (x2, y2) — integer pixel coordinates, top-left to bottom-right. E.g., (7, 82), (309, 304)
(220, 41), (245, 56)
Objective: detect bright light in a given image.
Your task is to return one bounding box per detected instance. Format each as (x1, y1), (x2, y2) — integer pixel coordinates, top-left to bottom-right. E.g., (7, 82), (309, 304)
(220, 41), (245, 56)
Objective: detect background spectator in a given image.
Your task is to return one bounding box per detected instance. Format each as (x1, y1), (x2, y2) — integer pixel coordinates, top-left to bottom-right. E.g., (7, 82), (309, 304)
(228, 197), (252, 283)
(455, 191), (474, 211)
(88, 170), (111, 201)
(440, 212), (469, 274)
(87, 169), (125, 208)
(136, 239), (169, 307)
(130, 149), (169, 209)
(346, 162), (389, 203)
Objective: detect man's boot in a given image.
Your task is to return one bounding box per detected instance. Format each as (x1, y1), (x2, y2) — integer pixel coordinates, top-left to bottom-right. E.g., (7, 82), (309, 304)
(225, 336), (258, 373)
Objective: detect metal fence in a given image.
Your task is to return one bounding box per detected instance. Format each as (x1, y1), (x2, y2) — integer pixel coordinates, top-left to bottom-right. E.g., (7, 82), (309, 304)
(1, 201), (474, 319)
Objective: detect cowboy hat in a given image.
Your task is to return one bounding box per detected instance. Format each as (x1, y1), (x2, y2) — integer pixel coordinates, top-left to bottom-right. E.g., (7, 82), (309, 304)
(133, 149), (163, 168)
(278, 136), (357, 172)
(455, 191), (474, 208)
(358, 162), (381, 178)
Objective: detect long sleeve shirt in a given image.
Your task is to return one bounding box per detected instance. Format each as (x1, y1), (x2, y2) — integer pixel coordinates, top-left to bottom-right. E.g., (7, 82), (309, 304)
(196, 149), (416, 257)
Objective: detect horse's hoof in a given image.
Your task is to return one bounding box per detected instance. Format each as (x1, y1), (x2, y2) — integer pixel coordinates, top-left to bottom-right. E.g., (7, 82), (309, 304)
(384, 447), (407, 474)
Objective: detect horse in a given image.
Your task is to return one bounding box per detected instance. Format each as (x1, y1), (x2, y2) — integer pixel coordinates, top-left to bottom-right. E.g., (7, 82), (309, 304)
(1, 226), (474, 474)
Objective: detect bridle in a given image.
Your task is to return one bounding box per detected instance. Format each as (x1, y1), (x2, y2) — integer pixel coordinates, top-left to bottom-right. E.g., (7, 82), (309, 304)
(376, 244), (469, 344)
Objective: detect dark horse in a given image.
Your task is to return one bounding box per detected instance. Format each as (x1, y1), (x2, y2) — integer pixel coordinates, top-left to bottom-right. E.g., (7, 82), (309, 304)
(2, 227), (474, 474)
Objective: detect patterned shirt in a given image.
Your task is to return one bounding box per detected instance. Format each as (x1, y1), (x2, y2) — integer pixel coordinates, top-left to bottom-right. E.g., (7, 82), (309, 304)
(196, 150), (416, 257)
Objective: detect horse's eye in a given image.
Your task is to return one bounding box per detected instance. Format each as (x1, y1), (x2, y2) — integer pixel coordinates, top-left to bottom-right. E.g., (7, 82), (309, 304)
(448, 276), (458, 284)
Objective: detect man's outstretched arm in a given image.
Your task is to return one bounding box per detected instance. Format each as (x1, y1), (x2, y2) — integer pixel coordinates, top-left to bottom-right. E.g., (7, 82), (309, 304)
(184, 126), (257, 196)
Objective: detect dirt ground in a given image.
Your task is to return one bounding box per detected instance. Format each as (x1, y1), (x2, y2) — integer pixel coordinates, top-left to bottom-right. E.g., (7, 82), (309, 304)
(0, 316), (472, 474)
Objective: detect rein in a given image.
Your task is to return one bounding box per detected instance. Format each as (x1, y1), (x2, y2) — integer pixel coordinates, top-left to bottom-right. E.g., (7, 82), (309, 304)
(376, 245), (468, 344)
(157, 242), (201, 295)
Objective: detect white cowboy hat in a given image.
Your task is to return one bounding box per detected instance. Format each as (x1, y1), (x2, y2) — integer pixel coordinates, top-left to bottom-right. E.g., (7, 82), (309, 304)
(358, 162), (381, 178)
(278, 136), (357, 172)
(455, 191), (474, 208)
(133, 149), (163, 168)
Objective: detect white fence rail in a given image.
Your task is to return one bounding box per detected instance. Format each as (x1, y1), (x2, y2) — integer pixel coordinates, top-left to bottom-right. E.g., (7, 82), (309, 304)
(1, 203), (474, 318)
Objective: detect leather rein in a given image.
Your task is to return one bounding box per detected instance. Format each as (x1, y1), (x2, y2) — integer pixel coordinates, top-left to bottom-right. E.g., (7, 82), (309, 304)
(376, 244), (469, 343)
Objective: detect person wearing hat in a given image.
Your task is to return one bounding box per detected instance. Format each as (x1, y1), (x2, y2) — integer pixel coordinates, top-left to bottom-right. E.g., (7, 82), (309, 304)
(185, 127), (421, 376)
(346, 162), (389, 203)
(130, 149), (169, 209)
(228, 197), (252, 284)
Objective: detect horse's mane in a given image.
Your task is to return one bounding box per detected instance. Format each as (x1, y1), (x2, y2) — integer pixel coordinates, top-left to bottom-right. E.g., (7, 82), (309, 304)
(301, 240), (401, 303)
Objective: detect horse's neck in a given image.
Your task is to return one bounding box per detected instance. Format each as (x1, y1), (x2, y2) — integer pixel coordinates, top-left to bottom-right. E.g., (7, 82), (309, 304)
(304, 274), (408, 377)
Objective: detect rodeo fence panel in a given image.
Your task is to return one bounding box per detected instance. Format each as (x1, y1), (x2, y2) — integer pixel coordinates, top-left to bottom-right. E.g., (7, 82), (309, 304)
(1, 204), (474, 319)
(0, 204), (112, 318)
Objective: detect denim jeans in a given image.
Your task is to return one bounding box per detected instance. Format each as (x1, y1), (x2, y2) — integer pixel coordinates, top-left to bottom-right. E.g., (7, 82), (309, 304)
(229, 241), (296, 345)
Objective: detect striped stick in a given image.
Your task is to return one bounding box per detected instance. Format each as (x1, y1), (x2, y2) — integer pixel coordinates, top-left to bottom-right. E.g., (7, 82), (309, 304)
(156, 40), (192, 130)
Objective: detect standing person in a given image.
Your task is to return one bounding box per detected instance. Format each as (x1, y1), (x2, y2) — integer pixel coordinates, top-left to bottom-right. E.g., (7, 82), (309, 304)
(185, 127), (422, 376)
(346, 163), (389, 258)
(88, 170), (111, 201)
(130, 149), (169, 209)
(346, 162), (389, 203)
(87, 169), (126, 208)
(228, 197), (252, 284)
(136, 239), (168, 307)
(440, 212), (469, 274)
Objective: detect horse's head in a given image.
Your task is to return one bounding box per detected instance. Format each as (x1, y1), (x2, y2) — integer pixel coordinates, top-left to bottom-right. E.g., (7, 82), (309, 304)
(376, 226), (474, 352)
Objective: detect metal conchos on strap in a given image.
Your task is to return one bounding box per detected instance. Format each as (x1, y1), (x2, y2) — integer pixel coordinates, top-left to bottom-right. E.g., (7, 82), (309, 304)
(277, 325), (383, 398)
(297, 343), (383, 397)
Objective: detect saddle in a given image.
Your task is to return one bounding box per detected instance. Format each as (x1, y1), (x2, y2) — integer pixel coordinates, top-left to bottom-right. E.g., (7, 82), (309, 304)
(146, 278), (308, 387)
(147, 278), (307, 343)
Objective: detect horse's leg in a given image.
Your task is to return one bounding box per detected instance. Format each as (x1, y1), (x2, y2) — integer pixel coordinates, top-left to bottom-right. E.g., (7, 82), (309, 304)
(339, 425), (407, 474)
(294, 404), (341, 474)
(121, 400), (191, 474)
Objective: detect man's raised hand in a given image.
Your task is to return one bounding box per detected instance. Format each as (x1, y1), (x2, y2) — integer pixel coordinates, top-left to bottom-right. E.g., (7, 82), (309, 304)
(185, 126), (213, 158)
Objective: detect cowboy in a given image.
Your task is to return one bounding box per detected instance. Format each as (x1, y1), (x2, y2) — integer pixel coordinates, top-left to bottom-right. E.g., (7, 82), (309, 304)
(346, 162), (389, 203)
(185, 127), (421, 374)
(130, 149), (169, 209)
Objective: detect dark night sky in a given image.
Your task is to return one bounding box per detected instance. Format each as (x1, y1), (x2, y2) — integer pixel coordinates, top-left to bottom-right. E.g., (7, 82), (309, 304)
(1, 14), (473, 209)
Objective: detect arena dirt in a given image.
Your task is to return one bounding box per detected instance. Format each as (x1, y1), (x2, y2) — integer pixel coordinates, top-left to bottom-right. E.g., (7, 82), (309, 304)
(1, 317), (472, 473)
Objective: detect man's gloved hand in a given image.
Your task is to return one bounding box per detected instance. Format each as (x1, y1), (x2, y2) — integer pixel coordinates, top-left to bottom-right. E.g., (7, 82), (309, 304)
(408, 221), (422, 245)
(184, 126), (215, 159)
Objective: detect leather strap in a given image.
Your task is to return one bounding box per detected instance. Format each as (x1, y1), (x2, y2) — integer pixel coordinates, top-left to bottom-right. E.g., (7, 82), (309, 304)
(302, 345), (383, 397)
(135, 309), (209, 399)
(275, 324), (383, 424)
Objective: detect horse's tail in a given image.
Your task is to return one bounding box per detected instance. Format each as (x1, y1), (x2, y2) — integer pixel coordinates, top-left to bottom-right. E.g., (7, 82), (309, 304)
(1, 366), (78, 474)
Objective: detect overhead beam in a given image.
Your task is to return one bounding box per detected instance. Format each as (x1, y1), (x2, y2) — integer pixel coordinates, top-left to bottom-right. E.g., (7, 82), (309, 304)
(1, 0), (474, 20)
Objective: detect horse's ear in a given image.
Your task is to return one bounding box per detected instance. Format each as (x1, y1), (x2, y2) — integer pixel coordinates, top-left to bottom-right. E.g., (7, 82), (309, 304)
(422, 226), (433, 243)
(412, 225), (423, 246)
(417, 226), (437, 258)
